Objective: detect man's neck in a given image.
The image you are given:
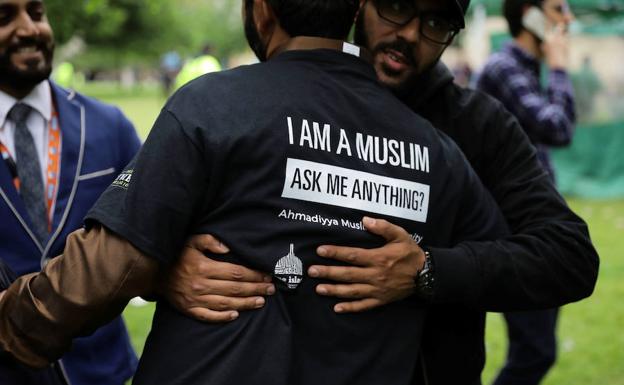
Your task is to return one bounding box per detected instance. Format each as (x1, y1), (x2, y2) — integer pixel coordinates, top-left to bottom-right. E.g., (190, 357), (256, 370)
(270, 36), (372, 64)
(514, 32), (543, 61)
(0, 83), (37, 100)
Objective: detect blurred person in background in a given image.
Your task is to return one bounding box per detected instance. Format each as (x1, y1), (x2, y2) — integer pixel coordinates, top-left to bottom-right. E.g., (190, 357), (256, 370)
(452, 59), (473, 88)
(0, 0), (141, 384)
(51, 61), (74, 89)
(173, 43), (221, 91)
(163, 0), (598, 383)
(476, 0), (576, 384)
(159, 50), (182, 97)
(571, 55), (602, 122)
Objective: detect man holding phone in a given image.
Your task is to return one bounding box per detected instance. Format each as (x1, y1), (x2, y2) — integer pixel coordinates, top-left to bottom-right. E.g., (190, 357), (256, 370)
(476, 1), (576, 384)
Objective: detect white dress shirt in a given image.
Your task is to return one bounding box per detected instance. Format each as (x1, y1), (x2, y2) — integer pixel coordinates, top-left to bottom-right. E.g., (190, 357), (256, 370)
(0, 81), (52, 184)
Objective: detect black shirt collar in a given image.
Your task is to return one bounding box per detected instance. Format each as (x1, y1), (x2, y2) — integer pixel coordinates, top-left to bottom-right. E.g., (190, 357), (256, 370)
(270, 36), (377, 81)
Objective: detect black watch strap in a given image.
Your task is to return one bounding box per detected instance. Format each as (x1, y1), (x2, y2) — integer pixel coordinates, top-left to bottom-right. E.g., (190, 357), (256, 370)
(415, 250), (435, 302)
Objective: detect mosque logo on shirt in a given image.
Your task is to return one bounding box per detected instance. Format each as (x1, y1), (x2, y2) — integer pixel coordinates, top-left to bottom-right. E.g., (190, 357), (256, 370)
(274, 244), (303, 290)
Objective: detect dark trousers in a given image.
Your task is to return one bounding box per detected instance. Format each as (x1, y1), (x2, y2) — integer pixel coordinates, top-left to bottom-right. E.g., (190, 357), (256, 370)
(493, 308), (559, 385)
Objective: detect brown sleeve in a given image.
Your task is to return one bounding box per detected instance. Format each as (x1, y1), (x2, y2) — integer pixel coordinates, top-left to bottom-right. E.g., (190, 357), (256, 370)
(0, 225), (160, 368)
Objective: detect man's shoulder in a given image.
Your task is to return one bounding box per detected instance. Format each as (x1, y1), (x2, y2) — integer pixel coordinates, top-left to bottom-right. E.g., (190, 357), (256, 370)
(51, 82), (125, 119)
(484, 50), (515, 69)
(479, 51), (518, 83)
(443, 81), (510, 130)
(50, 82), (138, 148)
(166, 63), (273, 112)
(178, 63), (268, 92)
(425, 80), (529, 162)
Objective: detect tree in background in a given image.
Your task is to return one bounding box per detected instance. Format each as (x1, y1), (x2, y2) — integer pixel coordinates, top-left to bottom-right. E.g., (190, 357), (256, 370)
(45, 0), (247, 70)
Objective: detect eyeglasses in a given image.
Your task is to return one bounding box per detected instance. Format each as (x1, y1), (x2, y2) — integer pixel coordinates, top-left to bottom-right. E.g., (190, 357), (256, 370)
(372, 0), (460, 45)
(548, 2), (571, 15)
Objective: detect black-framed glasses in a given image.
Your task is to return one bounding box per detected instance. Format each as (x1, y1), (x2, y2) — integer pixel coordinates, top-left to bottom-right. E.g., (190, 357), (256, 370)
(548, 2), (572, 15)
(373, 0), (460, 45)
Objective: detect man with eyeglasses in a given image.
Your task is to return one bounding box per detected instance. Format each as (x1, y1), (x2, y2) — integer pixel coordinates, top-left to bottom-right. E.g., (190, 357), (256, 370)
(160, 0), (597, 384)
(357, 0), (462, 96)
(476, 1), (576, 384)
(0, 0), (513, 384)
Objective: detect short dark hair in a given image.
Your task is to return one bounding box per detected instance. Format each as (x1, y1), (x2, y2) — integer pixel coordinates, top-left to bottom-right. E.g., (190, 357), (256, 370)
(503, 0), (544, 37)
(246, 0), (360, 40)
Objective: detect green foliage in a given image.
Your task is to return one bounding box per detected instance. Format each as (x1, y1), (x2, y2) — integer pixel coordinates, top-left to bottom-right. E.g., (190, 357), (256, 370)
(44, 0), (247, 69)
(165, 0), (248, 60)
(45, 0), (83, 45)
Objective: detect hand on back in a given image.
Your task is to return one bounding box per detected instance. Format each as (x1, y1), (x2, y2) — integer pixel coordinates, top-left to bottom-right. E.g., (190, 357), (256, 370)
(163, 234), (275, 322)
(165, 218), (425, 322)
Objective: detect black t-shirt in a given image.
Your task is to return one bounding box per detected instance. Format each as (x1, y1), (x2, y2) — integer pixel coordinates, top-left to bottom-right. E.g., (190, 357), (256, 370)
(87, 49), (505, 385)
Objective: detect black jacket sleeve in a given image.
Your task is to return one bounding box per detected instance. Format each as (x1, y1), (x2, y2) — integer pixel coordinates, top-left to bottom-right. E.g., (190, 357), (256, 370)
(421, 87), (599, 311)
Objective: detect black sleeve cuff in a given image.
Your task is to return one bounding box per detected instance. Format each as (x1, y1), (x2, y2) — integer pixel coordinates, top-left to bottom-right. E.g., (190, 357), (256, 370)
(85, 210), (173, 266)
(428, 245), (480, 306)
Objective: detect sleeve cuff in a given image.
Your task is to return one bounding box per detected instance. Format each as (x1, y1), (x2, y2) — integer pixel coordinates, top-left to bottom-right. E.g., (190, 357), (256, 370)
(428, 245), (481, 306)
(85, 210), (173, 266)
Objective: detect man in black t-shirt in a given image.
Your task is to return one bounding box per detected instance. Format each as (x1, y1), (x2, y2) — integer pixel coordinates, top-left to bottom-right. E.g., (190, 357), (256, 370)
(170, 1), (598, 383)
(0, 1), (506, 384)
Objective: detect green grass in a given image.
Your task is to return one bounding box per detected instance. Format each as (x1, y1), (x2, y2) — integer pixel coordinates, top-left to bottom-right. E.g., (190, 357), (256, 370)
(76, 82), (165, 139)
(80, 85), (622, 383)
(123, 301), (155, 356)
(482, 199), (624, 385)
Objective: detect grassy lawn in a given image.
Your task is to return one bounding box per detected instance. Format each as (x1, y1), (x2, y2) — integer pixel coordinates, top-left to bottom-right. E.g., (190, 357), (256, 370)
(80, 85), (622, 384)
(482, 199), (624, 385)
(78, 82), (165, 139)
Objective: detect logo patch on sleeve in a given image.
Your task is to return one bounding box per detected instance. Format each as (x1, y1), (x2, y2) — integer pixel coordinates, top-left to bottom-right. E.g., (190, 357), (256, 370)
(112, 169), (133, 189)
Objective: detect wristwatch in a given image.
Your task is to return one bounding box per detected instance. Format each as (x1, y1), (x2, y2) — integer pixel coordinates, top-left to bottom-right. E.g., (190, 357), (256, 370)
(415, 250), (435, 302)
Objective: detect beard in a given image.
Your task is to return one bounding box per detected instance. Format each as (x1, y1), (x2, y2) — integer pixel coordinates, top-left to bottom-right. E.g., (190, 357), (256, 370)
(353, 12), (438, 97)
(0, 37), (54, 92)
(244, 0), (268, 62)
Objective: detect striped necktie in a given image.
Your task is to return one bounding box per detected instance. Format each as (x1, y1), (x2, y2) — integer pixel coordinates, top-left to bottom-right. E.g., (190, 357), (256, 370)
(9, 103), (48, 244)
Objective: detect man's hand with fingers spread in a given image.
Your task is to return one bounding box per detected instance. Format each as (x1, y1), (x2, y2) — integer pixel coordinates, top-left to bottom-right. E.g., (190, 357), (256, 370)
(164, 234), (275, 322)
(308, 216), (426, 313)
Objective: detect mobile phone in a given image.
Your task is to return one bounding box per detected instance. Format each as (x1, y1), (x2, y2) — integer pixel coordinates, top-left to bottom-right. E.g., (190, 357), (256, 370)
(522, 6), (546, 40)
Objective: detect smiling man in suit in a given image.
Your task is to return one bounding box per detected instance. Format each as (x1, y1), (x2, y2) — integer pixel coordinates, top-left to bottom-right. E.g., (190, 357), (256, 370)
(0, 0), (141, 384)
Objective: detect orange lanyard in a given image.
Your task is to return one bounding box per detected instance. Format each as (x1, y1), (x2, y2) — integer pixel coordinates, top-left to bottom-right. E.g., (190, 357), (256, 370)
(45, 107), (61, 229)
(0, 141), (18, 187)
(0, 104), (61, 230)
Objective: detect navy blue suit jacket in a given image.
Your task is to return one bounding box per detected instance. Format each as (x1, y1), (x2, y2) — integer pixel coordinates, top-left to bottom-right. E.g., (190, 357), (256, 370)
(0, 82), (141, 385)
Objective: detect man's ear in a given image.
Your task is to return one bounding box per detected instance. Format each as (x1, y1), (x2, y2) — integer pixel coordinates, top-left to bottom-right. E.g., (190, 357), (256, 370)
(354, 0), (366, 23)
(254, 0), (278, 38)
(521, 3), (532, 16)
